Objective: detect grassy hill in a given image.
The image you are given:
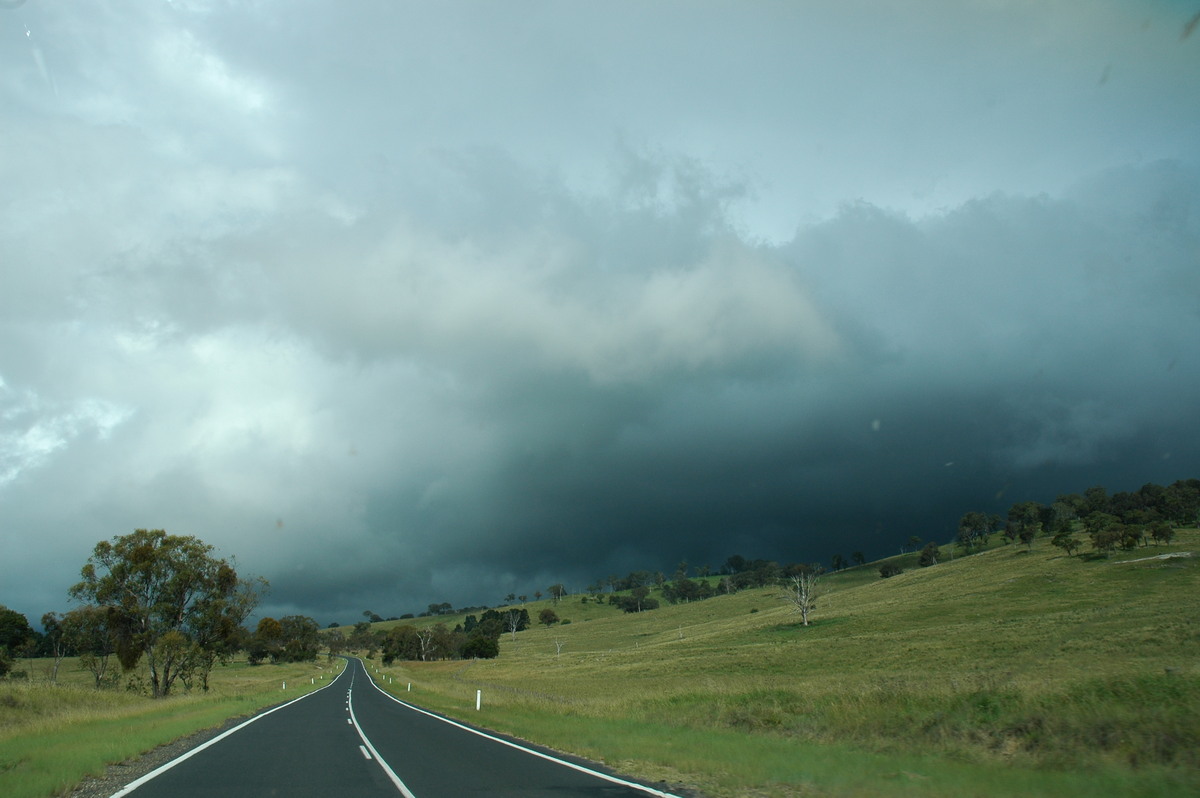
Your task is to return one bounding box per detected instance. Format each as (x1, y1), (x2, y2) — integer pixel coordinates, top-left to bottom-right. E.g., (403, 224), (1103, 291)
(361, 532), (1200, 797)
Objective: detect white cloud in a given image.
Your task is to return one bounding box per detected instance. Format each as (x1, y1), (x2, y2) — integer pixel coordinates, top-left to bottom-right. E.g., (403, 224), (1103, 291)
(0, 381), (131, 489)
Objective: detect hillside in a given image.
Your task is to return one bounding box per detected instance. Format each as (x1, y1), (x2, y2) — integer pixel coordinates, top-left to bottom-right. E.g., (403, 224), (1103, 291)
(359, 532), (1200, 797)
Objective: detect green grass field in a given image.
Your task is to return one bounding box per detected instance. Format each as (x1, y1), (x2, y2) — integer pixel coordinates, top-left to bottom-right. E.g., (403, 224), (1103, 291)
(362, 532), (1200, 797)
(3, 532), (1196, 797)
(0, 657), (343, 798)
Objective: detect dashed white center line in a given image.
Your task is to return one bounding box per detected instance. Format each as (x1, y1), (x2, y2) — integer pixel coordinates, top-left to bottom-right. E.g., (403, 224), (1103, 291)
(348, 665), (417, 797)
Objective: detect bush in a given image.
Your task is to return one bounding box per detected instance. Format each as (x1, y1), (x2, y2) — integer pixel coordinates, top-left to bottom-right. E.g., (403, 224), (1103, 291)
(879, 563), (903, 578)
(460, 635), (499, 659)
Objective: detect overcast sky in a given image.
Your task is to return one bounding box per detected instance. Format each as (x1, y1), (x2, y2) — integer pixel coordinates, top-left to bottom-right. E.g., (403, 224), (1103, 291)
(2, 1), (1198, 625)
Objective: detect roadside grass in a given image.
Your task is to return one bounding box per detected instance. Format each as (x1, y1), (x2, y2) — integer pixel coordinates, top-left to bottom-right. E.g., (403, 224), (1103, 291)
(365, 530), (1200, 797)
(0, 657), (343, 798)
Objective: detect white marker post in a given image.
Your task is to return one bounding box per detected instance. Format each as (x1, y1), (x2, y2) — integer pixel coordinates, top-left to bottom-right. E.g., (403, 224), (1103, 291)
(476, 689), (482, 710)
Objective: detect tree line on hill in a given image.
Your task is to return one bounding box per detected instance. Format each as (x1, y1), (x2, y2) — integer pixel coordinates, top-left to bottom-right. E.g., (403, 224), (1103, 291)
(2, 478), (1195, 682)
(953, 479), (1197, 560)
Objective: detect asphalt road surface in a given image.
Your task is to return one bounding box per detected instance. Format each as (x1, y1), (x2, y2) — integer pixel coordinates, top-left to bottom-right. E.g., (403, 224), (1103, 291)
(112, 657), (684, 797)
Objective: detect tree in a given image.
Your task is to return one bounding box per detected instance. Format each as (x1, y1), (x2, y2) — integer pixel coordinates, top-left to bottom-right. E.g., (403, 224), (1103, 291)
(780, 572), (819, 626)
(348, 621), (376, 653)
(1005, 501), (1044, 549)
(509, 608), (530, 633)
(0, 605), (34, 678)
(852, 551), (866, 566)
(417, 627), (436, 661)
(957, 511), (998, 553)
(548, 584), (567, 604)
(40, 612), (70, 681)
(830, 553), (846, 572)
(279, 615), (320, 662)
(460, 634), (499, 659)
(248, 617), (283, 665)
(1051, 528), (1081, 557)
(918, 542), (941, 567)
(321, 628), (347, 658)
(62, 605), (118, 688)
(1082, 511), (1123, 558)
(538, 608), (560, 626)
(69, 529), (262, 697)
(1149, 521), (1175, 546)
(879, 563), (903, 578)
(381, 626), (421, 664)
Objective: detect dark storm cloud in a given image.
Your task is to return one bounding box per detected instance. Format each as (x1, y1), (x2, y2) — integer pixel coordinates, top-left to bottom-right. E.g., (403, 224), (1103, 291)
(1, 1), (1198, 624)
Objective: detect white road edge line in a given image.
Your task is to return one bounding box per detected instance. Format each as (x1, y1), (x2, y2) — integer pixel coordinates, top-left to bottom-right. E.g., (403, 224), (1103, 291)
(358, 659), (684, 798)
(359, 745), (373, 760)
(107, 663), (350, 798)
(348, 664), (418, 798)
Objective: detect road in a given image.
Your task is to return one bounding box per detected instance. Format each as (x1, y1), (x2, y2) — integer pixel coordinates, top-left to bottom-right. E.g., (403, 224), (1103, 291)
(113, 657), (683, 797)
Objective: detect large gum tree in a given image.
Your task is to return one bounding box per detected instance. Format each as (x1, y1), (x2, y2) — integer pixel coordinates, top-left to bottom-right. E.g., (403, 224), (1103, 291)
(70, 529), (264, 697)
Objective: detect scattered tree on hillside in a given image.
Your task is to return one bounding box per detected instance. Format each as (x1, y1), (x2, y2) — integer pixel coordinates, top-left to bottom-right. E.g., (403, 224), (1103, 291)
(662, 576), (714, 604)
(461, 633), (499, 659)
(918, 542), (941, 567)
(321, 628), (347, 658)
(852, 551), (866, 566)
(539, 608), (560, 626)
(504, 608), (530, 640)
(957, 511), (1000, 553)
(879, 563), (903, 578)
(348, 621), (377, 654)
(548, 583), (567, 604)
(610, 585), (660, 613)
(1051, 528), (1082, 557)
(830, 553), (846, 572)
(1149, 521), (1175, 546)
(780, 572), (819, 626)
(69, 529), (262, 697)
(1004, 501), (1044, 549)
(1084, 512), (1123, 558)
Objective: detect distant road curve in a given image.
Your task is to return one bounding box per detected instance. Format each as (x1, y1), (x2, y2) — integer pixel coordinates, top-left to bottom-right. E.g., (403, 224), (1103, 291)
(110, 657), (687, 798)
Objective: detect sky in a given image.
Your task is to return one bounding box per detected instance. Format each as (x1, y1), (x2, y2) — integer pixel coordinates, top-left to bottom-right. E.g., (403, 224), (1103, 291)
(1, 0), (1198, 626)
